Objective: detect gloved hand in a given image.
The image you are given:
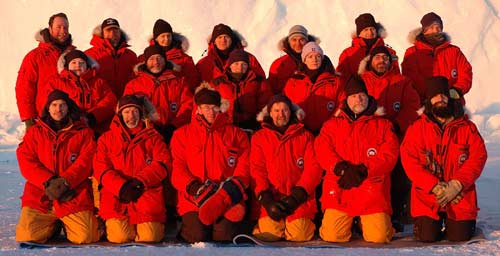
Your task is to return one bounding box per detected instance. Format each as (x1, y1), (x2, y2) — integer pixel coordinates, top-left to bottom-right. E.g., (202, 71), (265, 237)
(198, 177), (247, 225)
(223, 202), (246, 222)
(431, 181), (448, 197)
(258, 190), (287, 221)
(449, 87), (462, 100)
(333, 161), (350, 176)
(119, 178), (145, 203)
(186, 179), (218, 207)
(436, 179), (463, 206)
(337, 164), (368, 189)
(275, 186), (308, 217)
(44, 176), (70, 201)
(451, 193), (463, 204)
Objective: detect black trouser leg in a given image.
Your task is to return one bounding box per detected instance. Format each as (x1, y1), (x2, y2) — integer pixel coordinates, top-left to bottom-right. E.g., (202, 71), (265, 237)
(413, 216), (443, 242)
(445, 218), (476, 242)
(179, 212), (210, 243)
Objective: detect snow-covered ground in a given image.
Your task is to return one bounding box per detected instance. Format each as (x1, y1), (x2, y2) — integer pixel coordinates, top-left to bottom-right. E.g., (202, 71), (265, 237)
(1, 0), (500, 255)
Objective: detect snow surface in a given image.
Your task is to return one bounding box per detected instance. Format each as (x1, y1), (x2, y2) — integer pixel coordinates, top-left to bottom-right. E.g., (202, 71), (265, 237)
(1, 0), (500, 255)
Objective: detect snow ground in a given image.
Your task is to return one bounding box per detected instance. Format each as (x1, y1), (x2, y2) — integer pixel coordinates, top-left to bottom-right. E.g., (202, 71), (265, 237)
(1, 0), (500, 255)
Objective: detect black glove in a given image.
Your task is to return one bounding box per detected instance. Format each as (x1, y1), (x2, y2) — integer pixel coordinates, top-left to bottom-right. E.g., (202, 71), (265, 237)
(258, 190), (287, 221)
(119, 178), (145, 203)
(186, 179), (218, 207)
(337, 164), (368, 189)
(158, 124), (176, 145)
(275, 186), (308, 216)
(333, 161), (350, 176)
(44, 176), (70, 201)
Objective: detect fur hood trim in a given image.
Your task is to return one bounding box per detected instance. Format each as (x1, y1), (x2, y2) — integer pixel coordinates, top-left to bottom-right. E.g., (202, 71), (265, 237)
(277, 34), (320, 51)
(194, 82), (230, 113)
(205, 29), (248, 48)
(407, 28), (451, 44)
(256, 103), (305, 123)
(350, 22), (387, 39)
(57, 51), (99, 74)
(91, 24), (131, 42)
(149, 32), (190, 52)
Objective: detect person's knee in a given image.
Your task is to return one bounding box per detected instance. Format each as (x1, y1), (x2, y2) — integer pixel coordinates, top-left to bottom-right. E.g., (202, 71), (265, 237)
(136, 222), (165, 242)
(180, 212), (210, 243)
(107, 231), (133, 243)
(446, 219), (476, 242)
(413, 216), (441, 242)
(213, 218), (238, 242)
(285, 218), (315, 242)
(363, 229), (392, 243)
(67, 232), (95, 244)
(253, 216), (284, 242)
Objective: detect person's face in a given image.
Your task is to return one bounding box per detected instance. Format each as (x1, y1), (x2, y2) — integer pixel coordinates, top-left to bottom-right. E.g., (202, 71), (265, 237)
(269, 102), (291, 127)
(68, 58), (88, 76)
(288, 35), (307, 53)
(359, 27), (376, 39)
(304, 52), (322, 70)
(49, 17), (69, 43)
(156, 32), (173, 47)
(146, 54), (166, 74)
(229, 61), (249, 74)
(197, 104), (220, 124)
(49, 99), (68, 121)
(430, 93), (449, 106)
(214, 34), (232, 51)
(370, 53), (390, 74)
(121, 106), (141, 128)
(103, 27), (121, 47)
(423, 23), (443, 35)
(347, 92), (369, 114)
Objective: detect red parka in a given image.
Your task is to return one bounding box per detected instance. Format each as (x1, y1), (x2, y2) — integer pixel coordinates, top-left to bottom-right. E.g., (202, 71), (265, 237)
(94, 116), (171, 224)
(400, 111), (487, 221)
(359, 57), (420, 136)
(337, 36), (399, 79)
(251, 110), (322, 222)
(315, 102), (399, 216)
(85, 27), (138, 99)
(170, 113), (250, 216)
(17, 120), (95, 218)
(124, 64), (193, 129)
(211, 69), (272, 130)
(401, 30), (472, 103)
(16, 29), (75, 121)
(45, 55), (117, 134)
(196, 32), (265, 83)
(139, 33), (201, 93)
(283, 71), (345, 134)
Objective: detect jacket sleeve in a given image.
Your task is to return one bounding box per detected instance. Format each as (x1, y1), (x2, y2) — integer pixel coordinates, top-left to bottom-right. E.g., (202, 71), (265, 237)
(363, 120), (399, 177)
(232, 129), (251, 188)
(296, 136), (323, 196)
(59, 129), (96, 188)
(402, 47), (425, 98)
(453, 48), (473, 95)
(89, 79), (117, 124)
(400, 122), (440, 192)
(258, 79), (273, 111)
(170, 128), (198, 193)
(16, 51), (39, 120)
(314, 121), (343, 173)
(267, 58), (282, 94)
(336, 49), (351, 78)
(16, 128), (55, 189)
(451, 124), (487, 189)
(249, 133), (270, 196)
(248, 53), (266, 80)
(93, 134), (128, 196)
(182, 56), (201, 93)
(135, 134), (171, 188)
(395, 80), (421, 135)
(171, 82), (193, 128)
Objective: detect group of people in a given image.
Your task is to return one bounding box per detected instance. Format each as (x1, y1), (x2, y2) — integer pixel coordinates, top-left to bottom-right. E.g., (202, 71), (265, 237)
(14, 11), (486, 245)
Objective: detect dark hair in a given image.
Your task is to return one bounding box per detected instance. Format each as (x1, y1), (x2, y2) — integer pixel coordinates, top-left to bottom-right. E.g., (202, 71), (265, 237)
(48, 13), (68, 28)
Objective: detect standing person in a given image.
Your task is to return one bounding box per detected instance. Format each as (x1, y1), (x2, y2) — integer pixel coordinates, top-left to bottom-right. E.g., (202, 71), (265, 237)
(283, 42), (344, 135)
(139, 19), (200, 93)
(93, 95), (171, 243)
(46, 49), (117, 135)
(170, 84), (250, 243)
(16, 13), (75, 129)
(124, 45), (193, 144)
(358, 45), (421, 230)
(337, 13), (399, 79)
(251, 94), (322, 242)
(196, 23), (265, 83)
(211, 49), (272, 131)
(315, 77), (399, 243)
(16, 90), (99, 244)
(85, 18), (138, 99)
(402, 12), (472, 104)
(268, 25), (328, 94)
(401, 76), (487, 242)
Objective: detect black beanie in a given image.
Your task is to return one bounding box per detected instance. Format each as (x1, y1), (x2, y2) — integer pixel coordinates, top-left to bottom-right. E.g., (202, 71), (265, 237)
(227, 49), (249, 66)
(369, 46), (392, 65)
(425, 76), (450, 101)
(43, 89), (81, 120)
(64, 50), (88, 68)
(345, 76), (368, 97)
(266, 94), (292, 113)
(210, 23), (233, 42)
(47, 89), (71, 105)
(153, 19), (173, 39)
(195, 88), (221, 106)
(420, 12), (443, 32)
(117, 94), (144, 115)
(355, 13), (377, 36)
(143, 45), (166, 62)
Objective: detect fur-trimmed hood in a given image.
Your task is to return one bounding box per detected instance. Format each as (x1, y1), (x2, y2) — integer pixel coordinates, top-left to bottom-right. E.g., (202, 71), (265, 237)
(407, 27), (451, 44)
(205, 28), (248, 48)
(132, 60), (181, 75)
(256, 102), (305, 123)
(114, 95), (160, 123)
(35, 28), (73, 46)
(350, 22), (388, 39)
(149, 32), (190, 53)
(277, 34), (320, 52)
(194, 82), (230, 113)
(57, 51), (99, 74)
(91, 24), (131, 42)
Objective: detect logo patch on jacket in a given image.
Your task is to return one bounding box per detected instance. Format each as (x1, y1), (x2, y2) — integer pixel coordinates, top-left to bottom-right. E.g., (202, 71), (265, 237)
(227, 156), (236, 167)
(296, 157), (304, 169)
(170, 102), (178, 112)
(69, 153), (77, 163)
(451, 69), (458, 78)
(458, 153), (468, 164)
(327, 101), (335, 112)
(393, 102), (401, 112)
(146, 157), (152, 165)
(367, 148), (377, 157)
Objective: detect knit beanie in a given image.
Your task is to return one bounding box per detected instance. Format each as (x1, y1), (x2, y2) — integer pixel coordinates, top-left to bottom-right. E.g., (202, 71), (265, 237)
(153, 19), (173, 39)
(266, 94), (293, 113)
(195, 88), (221, 106)
(421, 12), (443, 32)
(64, 50), (88, 68)
(288, 25), (308, 40)
(369, 46), (392, 64)
(143, 45), (166, 62)
(301, 42), (323, 62)
(227, 49), (249, 66)
(425, 76), (450, 101)
(117, 94), (143, 115)
(355, 13), (377, 36)
(345, 76), (368, 97)
(210, 23), (233, 42)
